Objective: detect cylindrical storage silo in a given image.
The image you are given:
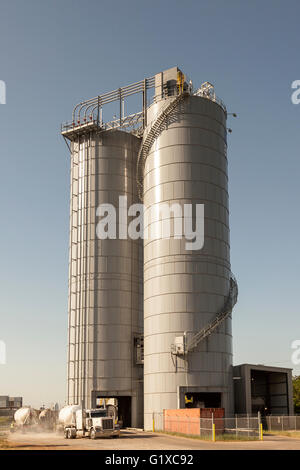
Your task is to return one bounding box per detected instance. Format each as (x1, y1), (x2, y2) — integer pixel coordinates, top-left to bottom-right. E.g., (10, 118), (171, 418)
(143, 93), (233, 430)
(67, 129), (143, 428)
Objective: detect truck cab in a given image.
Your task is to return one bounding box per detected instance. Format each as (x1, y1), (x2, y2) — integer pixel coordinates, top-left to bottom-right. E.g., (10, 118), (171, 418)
(64, 407), (120, 439)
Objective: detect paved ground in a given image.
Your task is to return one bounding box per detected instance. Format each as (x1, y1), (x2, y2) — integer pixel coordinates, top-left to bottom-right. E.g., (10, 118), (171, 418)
(4, 429), (300, 450)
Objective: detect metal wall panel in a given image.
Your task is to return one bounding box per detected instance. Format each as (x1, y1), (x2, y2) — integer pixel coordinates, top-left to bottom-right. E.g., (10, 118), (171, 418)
(143, 95), (233, 430)
(67, 130), (143, 427)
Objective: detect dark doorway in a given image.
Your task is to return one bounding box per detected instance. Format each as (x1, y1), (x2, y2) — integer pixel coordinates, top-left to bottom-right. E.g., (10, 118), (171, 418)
(251, 370), (289, 416)
(117, 396), (131, 428)
(185, 392), (221, 408)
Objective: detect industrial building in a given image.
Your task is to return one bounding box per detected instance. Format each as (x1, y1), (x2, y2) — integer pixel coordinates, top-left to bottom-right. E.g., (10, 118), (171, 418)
(61, 67), (293, 429)
(0, 396), (22, 417)
(233, 364), (293, 416)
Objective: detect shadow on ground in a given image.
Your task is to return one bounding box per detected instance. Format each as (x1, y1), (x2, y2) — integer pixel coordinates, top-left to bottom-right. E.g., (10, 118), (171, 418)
(119, 431), (154, 439)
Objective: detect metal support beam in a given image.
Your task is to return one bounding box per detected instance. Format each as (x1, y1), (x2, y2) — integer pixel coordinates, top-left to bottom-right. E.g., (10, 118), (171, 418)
(143, 78), (147, 128)
(119, 88), (122, 127)
(63, 135), (71, 152)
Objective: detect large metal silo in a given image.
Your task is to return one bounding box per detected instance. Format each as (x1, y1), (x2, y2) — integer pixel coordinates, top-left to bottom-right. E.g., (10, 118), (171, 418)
(62, 68), (237, 431)
(141, 69), (237, 430)
(66, 129), (143, 428)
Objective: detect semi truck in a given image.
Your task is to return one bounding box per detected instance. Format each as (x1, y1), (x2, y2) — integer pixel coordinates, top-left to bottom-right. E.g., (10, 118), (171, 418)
(59, 405), (120, 439)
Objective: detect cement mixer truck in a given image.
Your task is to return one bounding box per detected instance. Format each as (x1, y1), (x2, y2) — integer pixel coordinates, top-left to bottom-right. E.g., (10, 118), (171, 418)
(38, 408), (57, 430)
(58, 405), (120, 439)
(12, 407), (39, 432)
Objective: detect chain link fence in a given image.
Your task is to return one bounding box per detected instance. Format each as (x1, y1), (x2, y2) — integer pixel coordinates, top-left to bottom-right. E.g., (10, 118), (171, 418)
(264, 415), (300, 431)
(152, 413), (300, 440)
(152, 412), (261, 440)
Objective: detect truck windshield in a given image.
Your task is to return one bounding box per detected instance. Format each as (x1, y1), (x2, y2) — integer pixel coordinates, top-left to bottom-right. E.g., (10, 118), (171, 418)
(90, 411), (107, 418)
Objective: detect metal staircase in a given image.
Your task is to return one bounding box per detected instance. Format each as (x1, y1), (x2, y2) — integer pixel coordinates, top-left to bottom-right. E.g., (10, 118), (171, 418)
(186, 275), (238, 353)
(134, 87), (238, 353)
(136, 92), (189, 200)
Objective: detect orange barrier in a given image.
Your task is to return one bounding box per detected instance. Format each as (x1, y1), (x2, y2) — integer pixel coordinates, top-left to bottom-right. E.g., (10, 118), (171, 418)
(163, 408), (224, 436)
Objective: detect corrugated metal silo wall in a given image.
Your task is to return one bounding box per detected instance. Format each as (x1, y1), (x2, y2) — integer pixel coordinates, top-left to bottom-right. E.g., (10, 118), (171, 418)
(143, 95), (233, 430)
(67, 130), (143, 427)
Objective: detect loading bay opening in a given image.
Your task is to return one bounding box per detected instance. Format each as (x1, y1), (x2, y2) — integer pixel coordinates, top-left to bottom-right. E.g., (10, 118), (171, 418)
(185, 392), (222, 409)
(93, 394), (132, 428)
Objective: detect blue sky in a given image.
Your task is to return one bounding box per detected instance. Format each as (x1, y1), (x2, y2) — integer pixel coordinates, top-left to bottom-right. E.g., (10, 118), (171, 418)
(0, 0), (299, 407)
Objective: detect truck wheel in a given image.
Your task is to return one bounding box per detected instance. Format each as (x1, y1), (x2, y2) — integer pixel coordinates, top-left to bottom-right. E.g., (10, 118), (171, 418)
(90, 429), (96, 440)
(64, 429), (69, 439)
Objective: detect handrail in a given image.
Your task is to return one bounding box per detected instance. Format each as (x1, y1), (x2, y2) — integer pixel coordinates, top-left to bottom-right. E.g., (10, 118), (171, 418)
(136, 92), (189, 200)
(62, 78), (227, 143)
(186, 275), (238, 353)
(194, 86), (227, 114)
(61, 110), (144, 135)
(71, 75), (155, 124)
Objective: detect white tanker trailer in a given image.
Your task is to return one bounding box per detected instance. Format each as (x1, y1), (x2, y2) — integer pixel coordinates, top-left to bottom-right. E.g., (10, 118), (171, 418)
(12, 407), (39, 431)
(58, 405), (82, 429)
